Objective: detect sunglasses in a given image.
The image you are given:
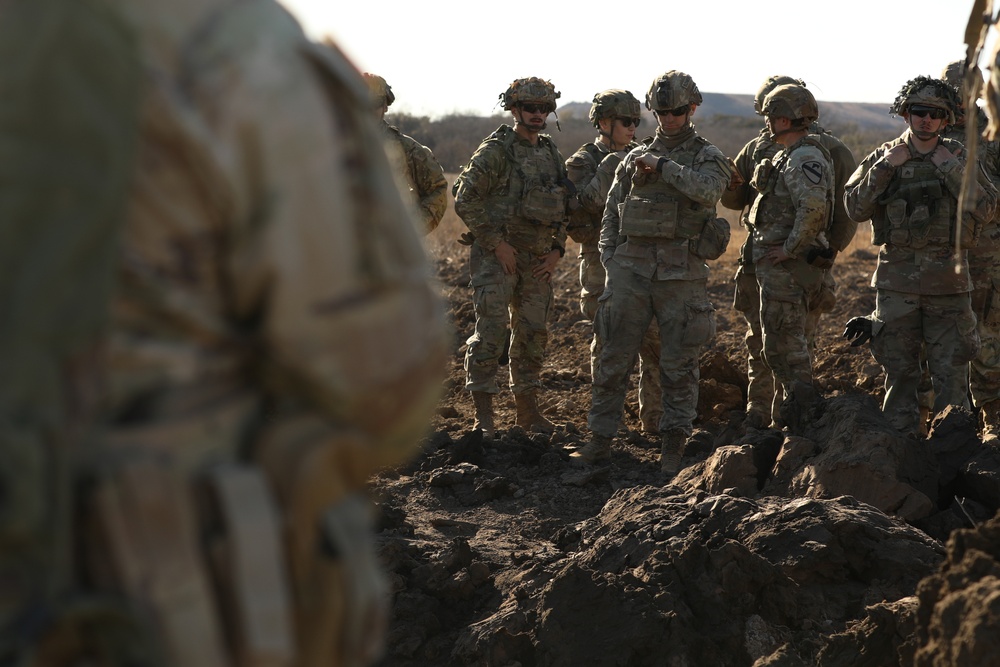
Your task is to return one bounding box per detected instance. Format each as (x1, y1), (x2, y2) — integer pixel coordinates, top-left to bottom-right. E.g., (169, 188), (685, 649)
(616, 117), (642, 128)
(909, 106), (947, 120)
(654, 105), (690, 118)
(519, 103), (551, 114)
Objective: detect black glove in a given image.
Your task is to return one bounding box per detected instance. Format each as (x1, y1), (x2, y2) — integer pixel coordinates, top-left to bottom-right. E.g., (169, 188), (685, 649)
(458, 232), (475, 246)
(806, 246), (836, 269)
(843, 316), (873, 347)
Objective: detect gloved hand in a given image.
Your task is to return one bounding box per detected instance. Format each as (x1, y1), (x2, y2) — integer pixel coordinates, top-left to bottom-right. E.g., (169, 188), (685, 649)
(843, 316), (873, 347)
(458, 232), (475, 246)
(806, 246), (836, 270)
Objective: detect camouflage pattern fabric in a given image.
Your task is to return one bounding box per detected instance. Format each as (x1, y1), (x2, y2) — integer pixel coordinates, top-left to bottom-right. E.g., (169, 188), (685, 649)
(589, 127), (730, 438)
(454, 125), (568, 394)
(871, 290), (979, 434)
(722, 125), (855, 422)
(381, 120), (448, 234)
(748, 135), (835, 419)
(565, 140), (662, 429)
(0, 0), (142, 659)
(88, 0), (449, 663)
(846, 128), (997, 435)
(943, 111), (1000, 407)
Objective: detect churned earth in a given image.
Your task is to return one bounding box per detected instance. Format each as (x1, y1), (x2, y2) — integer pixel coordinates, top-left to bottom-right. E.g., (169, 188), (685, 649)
(370, 211), (1000, 667)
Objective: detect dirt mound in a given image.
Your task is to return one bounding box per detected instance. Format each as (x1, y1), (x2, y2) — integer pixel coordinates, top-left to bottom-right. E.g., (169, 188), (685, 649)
(372, 220), (1000, 666)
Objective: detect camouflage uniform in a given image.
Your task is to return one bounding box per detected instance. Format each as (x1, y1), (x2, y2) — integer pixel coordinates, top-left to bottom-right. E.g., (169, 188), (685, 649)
(454, 125), (568, 395)
(846, 82), (996, 434)
(942, 105), (1000, 414)
(749, 131), (835, 417)
(379, 120), (448, 234)
(589, 73), (731, 452)
(722, 79), (856, 428)
(566, 129), (662, 433)
(3, 1), (449, 663)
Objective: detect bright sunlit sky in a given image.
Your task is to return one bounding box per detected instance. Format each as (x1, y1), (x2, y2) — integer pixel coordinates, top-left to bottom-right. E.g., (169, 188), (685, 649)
(282, 0), (990, 119)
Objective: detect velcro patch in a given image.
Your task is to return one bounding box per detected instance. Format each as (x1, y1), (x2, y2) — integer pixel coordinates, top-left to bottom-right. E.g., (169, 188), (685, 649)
(802, 161), (824, 185)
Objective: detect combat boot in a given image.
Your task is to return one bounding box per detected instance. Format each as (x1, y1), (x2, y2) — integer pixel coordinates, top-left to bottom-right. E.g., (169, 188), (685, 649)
(569, 433), (612, 466)
(982, 401), (1000, 444)
(660, 428), (686, 477)
(472, 391), (495, 439)
(514, 391), (555, 434)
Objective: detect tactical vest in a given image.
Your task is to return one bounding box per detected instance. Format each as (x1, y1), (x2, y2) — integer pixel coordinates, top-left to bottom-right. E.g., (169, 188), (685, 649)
(750, 135), (833, 237)
(873, 141), (960, 248)
(619, 135), (714, 239)
(461, 124), (568, 224)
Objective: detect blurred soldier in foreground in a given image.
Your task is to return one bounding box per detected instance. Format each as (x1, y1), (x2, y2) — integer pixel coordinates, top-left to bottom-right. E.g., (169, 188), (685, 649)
(845, 77), (995, 437)
(747, 83), (836, 428)
(722, 75), (856, 430)
(584, 71), (732, 474)
(942, 60), (1000, 442)
(454, 77), (570, 438)
(564, 89), (663, 436)
(0, 1), (449, 665)
(364, 72), (448, 235)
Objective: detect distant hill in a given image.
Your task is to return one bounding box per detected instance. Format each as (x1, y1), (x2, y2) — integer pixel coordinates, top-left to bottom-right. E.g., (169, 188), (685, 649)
(558, 92), (905, 134)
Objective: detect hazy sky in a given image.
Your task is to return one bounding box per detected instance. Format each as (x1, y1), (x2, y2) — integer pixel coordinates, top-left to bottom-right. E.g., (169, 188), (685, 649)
(282, 0), (988, 118)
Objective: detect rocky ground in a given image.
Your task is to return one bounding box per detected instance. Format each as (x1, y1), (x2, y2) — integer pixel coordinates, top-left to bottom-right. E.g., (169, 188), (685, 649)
(370, 214), (1000, 667)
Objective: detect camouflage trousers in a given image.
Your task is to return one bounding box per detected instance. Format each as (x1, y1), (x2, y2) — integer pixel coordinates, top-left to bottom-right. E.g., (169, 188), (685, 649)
(969, 237), (1000, 407)
(588, 260), (714, 438)
(465, 244), (553, 394)
(754, 257), (822, 420)
(580, 243), (662, 431)
(737, 238), (835, 423)
(871, 289), (979, 436)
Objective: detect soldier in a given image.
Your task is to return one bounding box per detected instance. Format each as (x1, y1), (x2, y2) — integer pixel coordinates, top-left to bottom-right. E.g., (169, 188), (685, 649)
(845, 76), (996, 437)
(722, 76), (857, 430)
(454, 77), (571, 438)
(0, 1), (450, 664)
(564, 89), (662, 436)
(364, 72), (448, 235)
(745, 83), (837, 428)
(581, 71), (732, 473)
(941, 60), (1000, 442)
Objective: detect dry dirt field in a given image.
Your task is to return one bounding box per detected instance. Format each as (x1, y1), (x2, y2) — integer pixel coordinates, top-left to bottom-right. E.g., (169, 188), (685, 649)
(369, 184), (1000, 666)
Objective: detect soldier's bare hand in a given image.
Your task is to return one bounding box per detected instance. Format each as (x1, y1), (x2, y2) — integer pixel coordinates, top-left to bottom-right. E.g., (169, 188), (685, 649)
(727, 159), (745, 191)
(494, 240), (518, 274)
(930, 143), (956, 167)
(761, 245), (790, 265)
(884, 144), (911, 167)
(532, 249), (560, 282)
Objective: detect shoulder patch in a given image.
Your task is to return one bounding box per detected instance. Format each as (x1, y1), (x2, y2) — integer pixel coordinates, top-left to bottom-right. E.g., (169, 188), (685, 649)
(802, 161), (824, 185)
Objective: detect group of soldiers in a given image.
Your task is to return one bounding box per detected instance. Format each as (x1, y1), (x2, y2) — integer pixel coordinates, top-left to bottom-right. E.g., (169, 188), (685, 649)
(379, 64), (1000, 476)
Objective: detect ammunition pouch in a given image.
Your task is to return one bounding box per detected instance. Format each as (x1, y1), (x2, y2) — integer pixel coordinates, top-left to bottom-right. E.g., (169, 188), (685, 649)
(691, 217), (731, 260)
(521, 184), (567, 223)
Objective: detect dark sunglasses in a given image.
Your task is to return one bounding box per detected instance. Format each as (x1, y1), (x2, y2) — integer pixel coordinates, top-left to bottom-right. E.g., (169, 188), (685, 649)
(616, 116), (642, 128)
(654, 105), (690, 118)
(909, 106), (947, 120)
(519, 103), (551, 114)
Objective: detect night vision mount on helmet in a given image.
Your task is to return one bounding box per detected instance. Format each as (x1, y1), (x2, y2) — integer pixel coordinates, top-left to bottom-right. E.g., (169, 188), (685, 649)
(645, 70), (702, 111)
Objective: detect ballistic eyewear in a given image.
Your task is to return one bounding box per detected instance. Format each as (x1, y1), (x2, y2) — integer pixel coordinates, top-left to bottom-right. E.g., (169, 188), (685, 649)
(908, 105), (947, 120)
(616, 116), (642, 128)
(654, 105), (690, 118)
(519, 103), (552, 114)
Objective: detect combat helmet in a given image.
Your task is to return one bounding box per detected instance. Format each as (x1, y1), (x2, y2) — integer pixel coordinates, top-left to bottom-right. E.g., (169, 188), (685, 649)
(364, 73), (395, 107)
(645, 71), (702, 111)
(941, 59), (984, 99)
(588, 89), (641, 126)
(754, 74), (806, 114)
(890, 75), (960, 124)
(500, 77), (560, 112)
(761, 83), (819, 123)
